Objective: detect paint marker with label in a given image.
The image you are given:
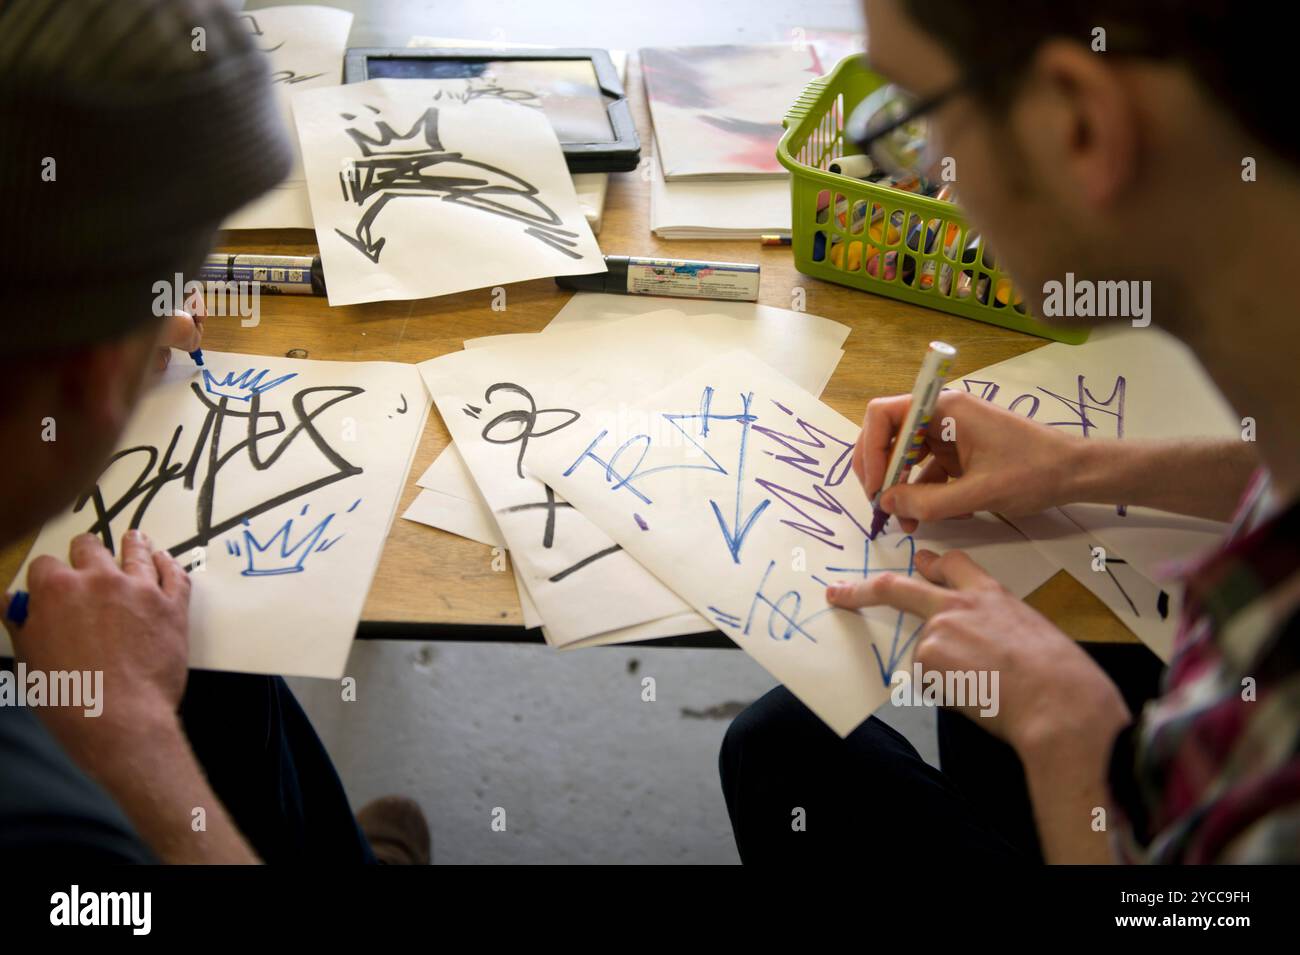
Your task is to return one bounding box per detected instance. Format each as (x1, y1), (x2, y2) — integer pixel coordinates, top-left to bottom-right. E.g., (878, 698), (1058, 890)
(556, 255), (760, 302)
(868, 340), (958, 539)
(198, 253), (326, 295)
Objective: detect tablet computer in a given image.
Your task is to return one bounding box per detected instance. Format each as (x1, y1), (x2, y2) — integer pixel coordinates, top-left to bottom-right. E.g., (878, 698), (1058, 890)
(342, 47), (640, 173)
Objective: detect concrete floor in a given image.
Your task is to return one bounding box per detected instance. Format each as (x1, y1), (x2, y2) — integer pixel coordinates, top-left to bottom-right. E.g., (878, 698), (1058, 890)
(288, 640), (936, 864)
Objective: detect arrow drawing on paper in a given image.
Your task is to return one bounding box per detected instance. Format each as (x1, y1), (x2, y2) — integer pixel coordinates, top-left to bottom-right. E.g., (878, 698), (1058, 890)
(826, 535), (924, 686)
(706, 390), (770, 564)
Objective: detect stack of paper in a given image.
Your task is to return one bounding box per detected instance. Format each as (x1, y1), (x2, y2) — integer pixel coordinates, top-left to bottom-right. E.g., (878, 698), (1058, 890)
(407, 311), (1238, 735)
(403, 292), (852, 646)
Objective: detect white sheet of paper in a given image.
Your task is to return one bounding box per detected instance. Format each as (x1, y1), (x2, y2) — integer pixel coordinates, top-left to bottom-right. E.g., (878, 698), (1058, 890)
(527, 349), (1057, 736)
(552, 611), (708, 650)
(220, 5), (353, 230)
(6, 351), (429, 679)
(400, 481), (544, 627)
(1006, 509), (1179, 662)
(403, 486), (503, 548)
(294, 78), (605, 306)
(224, 181), (315, 231)
(545, 293), (849, 395)
(1056, 503), (1226, 585)
(958, 325), (1236, 614)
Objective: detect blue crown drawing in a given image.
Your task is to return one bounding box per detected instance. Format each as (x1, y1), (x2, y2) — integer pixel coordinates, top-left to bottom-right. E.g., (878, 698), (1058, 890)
(224, 503), (354, 577)
(203, 368), (299, 402)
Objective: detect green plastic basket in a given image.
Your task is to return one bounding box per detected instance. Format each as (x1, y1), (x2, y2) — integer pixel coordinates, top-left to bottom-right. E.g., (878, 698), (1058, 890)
(777, 55), (1088, 344)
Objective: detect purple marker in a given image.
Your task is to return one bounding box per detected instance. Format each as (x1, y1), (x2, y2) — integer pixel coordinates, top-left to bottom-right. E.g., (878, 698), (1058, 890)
(868, 341), (957, 539)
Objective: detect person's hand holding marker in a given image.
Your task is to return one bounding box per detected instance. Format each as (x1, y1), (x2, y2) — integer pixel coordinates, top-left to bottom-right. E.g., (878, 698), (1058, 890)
(156, 286), (207, 373)
(853, 387), (1260, 532)
(854, 389), (1083, 535)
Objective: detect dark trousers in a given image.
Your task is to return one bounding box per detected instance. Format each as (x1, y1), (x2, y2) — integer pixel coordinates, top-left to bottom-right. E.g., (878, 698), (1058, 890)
(718, 644), (1164, 864)
(180, 672), (374, 864)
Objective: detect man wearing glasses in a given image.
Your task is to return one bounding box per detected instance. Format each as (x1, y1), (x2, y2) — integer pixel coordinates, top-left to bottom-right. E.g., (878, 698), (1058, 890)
(720, 0), (1298, 864)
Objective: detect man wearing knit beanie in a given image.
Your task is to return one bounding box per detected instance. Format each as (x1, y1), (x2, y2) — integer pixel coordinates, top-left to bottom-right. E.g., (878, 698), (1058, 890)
(0, 0), (428, 863)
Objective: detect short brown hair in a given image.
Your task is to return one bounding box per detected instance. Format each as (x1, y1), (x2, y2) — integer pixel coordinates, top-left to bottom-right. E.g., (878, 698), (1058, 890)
(900, 1), (1298, 164)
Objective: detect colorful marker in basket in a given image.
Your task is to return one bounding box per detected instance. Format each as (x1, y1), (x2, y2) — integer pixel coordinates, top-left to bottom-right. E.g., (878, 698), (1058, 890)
(868, 341), (958, 539)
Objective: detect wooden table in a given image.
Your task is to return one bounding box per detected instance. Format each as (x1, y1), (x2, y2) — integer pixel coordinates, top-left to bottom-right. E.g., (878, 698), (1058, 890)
(0, 3), (1137, 649)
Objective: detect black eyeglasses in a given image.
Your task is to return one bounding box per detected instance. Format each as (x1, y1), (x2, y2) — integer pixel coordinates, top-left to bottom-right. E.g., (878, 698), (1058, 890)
(845, 73), (984, 179)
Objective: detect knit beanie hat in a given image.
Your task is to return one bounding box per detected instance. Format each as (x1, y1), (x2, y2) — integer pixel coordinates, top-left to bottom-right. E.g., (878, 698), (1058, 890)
(0, 0), (293, 354)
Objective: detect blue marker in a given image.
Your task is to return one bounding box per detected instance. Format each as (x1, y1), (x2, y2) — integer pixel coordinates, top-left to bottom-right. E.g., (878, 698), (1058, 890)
(6, 590), (28, 626)
(189, 349), (204, 367)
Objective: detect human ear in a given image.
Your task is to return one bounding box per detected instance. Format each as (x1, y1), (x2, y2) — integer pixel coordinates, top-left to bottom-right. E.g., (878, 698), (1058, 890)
(1018, 39), (1140, 209)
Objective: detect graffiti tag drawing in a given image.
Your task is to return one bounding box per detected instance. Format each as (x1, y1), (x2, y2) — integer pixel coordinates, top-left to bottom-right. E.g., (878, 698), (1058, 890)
(428, 79), (542, 110)
(463, 382), (615, 583)
(466, 382), (580, 479)
(225, 500), (360, 576)
(1088, 546), (1170, 620)
(960, 374), (1126, 439)
(826, 535), (924, 684)
(74, 369), (364, 568)
(706, 536), (924, 688)
(963, 373), (1128, 515)
(239, 13), (324, 84)
(335, 105), (585, 263)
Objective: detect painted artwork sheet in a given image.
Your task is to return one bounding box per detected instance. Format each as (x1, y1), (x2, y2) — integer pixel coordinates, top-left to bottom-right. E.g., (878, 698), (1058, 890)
(641, 44), (825, 179)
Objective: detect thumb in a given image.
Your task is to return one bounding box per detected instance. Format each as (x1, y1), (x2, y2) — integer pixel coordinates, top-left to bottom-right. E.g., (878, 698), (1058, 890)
(164, 309), (202, 353)
(882, 475), (990, 524)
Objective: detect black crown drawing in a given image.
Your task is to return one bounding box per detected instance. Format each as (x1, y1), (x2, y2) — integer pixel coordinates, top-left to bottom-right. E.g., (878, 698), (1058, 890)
(335, 105), (583, 263)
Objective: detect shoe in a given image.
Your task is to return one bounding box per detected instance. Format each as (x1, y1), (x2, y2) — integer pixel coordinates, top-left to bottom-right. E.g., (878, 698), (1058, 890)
(356, 795), (431, 865)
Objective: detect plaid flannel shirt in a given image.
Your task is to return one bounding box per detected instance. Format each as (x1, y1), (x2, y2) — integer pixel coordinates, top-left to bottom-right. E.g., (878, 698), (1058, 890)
(1109, 472), (1300, 862)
